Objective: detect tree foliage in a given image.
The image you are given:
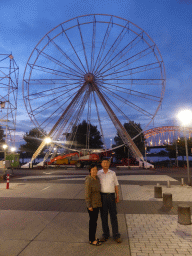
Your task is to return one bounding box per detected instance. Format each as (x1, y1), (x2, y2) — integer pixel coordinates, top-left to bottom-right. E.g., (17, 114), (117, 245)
(113, 121), (145, 159)
(0, 126), (5, 143)
(0, 126), (5, 158)
(66, 120), (103, 149)
(166, 137), (192, 160)
(19, 128), (47, 154)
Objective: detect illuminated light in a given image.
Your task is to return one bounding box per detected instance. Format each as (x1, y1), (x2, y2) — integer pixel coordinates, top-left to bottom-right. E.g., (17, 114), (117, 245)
(44, 137), (52, 144)
(178, 109), (192, 126)
(10, 147), (16, 152)
(2, 144), (8, 149)
(0, 101), (6, 109)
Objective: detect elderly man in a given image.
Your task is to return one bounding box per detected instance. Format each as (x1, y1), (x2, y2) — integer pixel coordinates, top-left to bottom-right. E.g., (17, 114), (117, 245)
(97, 158), (122, 243)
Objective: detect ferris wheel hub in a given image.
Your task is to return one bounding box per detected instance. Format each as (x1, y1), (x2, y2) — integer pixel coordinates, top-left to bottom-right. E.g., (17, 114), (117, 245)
(84, 73), (94, 83)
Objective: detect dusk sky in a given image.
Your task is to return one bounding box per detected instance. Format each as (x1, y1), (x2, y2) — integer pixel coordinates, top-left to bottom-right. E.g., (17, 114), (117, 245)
(1, 0), (192, 149)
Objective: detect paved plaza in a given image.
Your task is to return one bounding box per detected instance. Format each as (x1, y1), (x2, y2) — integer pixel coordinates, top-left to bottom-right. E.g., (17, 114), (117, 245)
(1, 171), (192, 255)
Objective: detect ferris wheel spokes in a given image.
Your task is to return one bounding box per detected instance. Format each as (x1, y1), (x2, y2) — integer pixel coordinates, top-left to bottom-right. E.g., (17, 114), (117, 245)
(90, 15), (96, 73)
(102, 61), (162, 79)
(54, 88), (90, 144)
(31, 64), (83, 80)
(37, 51), (84, 77)
(92, 81), (144, 161)
(101, 82), (161, 102)
(98, 44), (155, 78)
(93, 92), (106, 149)
(92, 16), (113, 73)
(61, 28), (87, 73)
(99, 84), (153, 118)
(77, 19), (90, 72)
(94, 22), (130, 74)
(95, 32), (144, 76)
(47, 36), (86, 74)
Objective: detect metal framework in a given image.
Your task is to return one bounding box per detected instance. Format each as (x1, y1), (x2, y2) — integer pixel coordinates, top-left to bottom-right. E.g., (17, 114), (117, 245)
(144, 126), (192, 146)
(22, 14), (166, 165)
(0, 54), (19, 148)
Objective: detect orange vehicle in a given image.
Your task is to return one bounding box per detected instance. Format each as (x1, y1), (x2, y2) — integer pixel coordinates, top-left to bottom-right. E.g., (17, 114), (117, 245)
(48, 151), (101, 168)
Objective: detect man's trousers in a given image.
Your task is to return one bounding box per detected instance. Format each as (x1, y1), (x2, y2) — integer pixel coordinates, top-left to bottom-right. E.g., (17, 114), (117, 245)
(100, 193), (120, 239)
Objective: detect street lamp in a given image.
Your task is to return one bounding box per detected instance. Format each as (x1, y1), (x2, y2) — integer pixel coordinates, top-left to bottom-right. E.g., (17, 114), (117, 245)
(2, 144), (8, 150)
(10, 147), (16, 152)
(44, 137), (52, 144)
(178, 109), (192, 185)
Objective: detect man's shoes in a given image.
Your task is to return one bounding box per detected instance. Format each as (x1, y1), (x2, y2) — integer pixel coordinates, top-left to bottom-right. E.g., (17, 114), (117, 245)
(99, 237), (108, 242)
(114, 237), (122, 243)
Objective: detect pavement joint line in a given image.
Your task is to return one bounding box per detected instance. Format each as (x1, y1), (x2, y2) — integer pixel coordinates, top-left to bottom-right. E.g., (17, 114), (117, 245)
(121, 199), (132, 254)
(41, 186), (51, 191)
(17, 211), (60, 256)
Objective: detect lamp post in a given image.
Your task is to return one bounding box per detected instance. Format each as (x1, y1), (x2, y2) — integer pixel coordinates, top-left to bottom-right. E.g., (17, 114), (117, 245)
(176, 139), (179, 167)
(178, 109), (192, 185)
(127, 147), (129, 169)
(145, 142), (147, 162)
(2, 144), (8, 171)
(44, 137), (52, 167)
(110, 139), (112, 149)
(2, 144), (8, 160)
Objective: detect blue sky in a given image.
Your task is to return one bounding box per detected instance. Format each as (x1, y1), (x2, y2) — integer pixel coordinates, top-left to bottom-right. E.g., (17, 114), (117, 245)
(1, 0), (192, 149)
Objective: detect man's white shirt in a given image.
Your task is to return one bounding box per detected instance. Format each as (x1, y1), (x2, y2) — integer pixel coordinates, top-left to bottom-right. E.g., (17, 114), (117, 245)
(97, 169), (119, 193)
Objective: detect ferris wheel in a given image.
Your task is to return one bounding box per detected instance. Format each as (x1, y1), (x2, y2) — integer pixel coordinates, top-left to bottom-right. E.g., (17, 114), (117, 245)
(22, 14), (166, 165)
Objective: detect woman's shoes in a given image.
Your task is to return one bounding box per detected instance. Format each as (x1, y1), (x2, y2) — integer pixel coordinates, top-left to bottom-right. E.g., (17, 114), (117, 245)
(90, 240), (102, 246)
(99, 237), (108, 242)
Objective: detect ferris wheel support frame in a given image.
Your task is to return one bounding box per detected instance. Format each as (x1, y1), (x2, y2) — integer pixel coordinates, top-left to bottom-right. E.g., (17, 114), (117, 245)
(27, 77), (147, 168)
(29, 82), (88, 164)
(92, 81), (144, 162)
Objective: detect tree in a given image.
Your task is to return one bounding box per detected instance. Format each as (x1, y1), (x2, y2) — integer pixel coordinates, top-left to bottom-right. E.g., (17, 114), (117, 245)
(0, 126), (5, 158)
(66, 120), (103, 149)
(113, 121), (145, 159)
(0, 125), (5, 143)
(19, 128), (47, 155)
(166, 137), (192, 161)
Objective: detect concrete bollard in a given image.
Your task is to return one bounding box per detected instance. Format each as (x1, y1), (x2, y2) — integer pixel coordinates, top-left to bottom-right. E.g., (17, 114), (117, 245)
(167, 180), (171, 188)
(163, 193), (172, 208)
(178, 205), (191, 225)
(154, 185), (162, 198)
(181, 178), (184, 186)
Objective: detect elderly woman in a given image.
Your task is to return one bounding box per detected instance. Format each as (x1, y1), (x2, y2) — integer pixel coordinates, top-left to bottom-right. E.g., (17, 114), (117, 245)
(85, 163), (102, 246)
